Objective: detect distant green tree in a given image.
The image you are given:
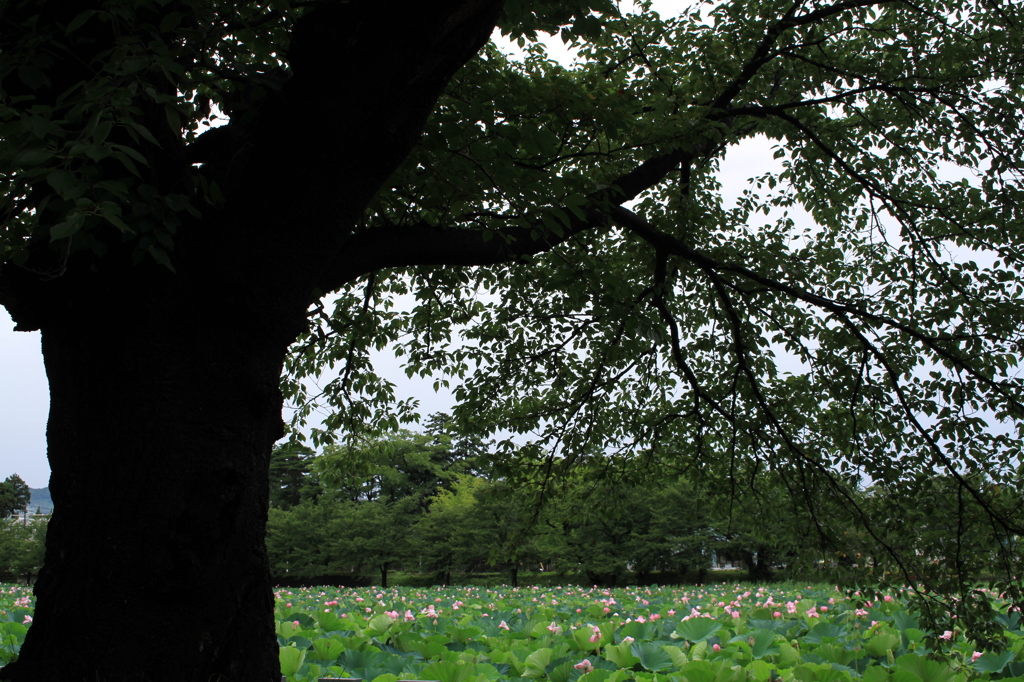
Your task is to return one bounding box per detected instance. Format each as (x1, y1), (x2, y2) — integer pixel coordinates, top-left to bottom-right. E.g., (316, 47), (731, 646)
(516, 468), (716, 586)
(473, 478), (546, 587)
(318, 427), (473, 505)
(269, 442), (319, 510)
(267, 425), (488, 586)
(413, 475), (495, 584)
(0, 475), (30, 519)
(0, 517), (46, 579)
(266, 499), (344, 578)
(702, 465), (841, 581)
(626, 477), (714, 581)
(342, 498), (415, 588)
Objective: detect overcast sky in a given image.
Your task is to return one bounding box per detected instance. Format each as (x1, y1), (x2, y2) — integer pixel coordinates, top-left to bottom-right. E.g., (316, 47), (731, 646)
(1, 310), (49, 488)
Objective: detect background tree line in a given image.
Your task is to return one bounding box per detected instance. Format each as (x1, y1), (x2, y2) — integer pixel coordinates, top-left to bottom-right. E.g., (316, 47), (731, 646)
(265, 419), (1021, 589)
(0, 474), (46, 581)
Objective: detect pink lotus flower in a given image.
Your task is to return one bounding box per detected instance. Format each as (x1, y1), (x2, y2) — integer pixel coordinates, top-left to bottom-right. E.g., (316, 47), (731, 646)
(940, 631), (953, 640)
(589, 625), (602, 643)
(972, 652), (983, 662)
(499, 621), (510, 630)
(622, 636), (634, 644)
(405, 610), (415, 621)
(712, 644), (721, 652)
(574, 660), (595, 674)
(774, 611), (782, 618)
(547, 621), (562, 634)
(668, 610), (676, 616)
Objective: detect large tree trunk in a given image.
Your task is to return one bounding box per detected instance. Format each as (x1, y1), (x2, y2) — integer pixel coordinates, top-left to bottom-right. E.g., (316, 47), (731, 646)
(0, 1), (502, 678)
(3, 271), (303, 681)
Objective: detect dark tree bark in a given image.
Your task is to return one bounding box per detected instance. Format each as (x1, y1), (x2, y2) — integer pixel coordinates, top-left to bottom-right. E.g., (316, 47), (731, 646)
(0, 1), (503, 679)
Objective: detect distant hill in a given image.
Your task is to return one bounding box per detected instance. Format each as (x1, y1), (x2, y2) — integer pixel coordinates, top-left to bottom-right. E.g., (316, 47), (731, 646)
(29, 487), (52, 515)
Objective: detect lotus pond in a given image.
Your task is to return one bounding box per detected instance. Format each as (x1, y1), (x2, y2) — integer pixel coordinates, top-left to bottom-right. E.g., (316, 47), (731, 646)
(2, 583), (1022, 682)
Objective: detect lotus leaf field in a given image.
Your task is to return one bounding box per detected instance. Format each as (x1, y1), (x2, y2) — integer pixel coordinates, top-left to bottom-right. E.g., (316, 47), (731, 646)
(2, 583), (1023, 682)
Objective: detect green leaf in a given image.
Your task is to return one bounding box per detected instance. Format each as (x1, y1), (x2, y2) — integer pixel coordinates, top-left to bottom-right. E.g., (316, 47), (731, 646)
(895, 654), (955, 682)
(793, 663), (852, 682)
(125, 120), (160, 147)
(865, 633), (901, 658)
(619, 621), (657, 642)
(315, 611), (347, 633)
(21, 115), (53, 138)
(46, 169), (82, 199)
(973, 650), (1015, 674)
(632, 642), (675, 672)
(364, 613), (397, 637)
(15, 148), (53, 165)
(803, 624), (846, 644)
(18, 65), (48, 90)
(309, 637), (345, 662)
(50, 215), (83, 240)
(146, 245), (175, 271)
(279, 645), (306, 677)
(663, 645), (688, 668)
(602, 642), (639, 670)
(774, 643), (799, 668)
(549, 659), (575, 682)
(675, 619), (722, 643)
(420, 659), (480, 682)
(65, 9), (96, 33)
(748, 630), (781, 660)
(523, 648), (553, 678)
